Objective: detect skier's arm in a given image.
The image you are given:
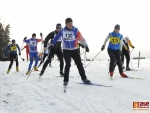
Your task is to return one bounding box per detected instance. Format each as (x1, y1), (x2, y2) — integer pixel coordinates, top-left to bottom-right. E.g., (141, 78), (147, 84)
(5, 45), (10, 55)
(128, 40), (134, 48)
(102, 35), (109, 46)
(44, 32), (54, 47)
(76, 31), (88, 47)
(21, 45), (26, 50)
(51, 30), (62, 45)
(120, 39), (123, 51)
(24, 39), (30, 43)
(16, 44), (21, 52)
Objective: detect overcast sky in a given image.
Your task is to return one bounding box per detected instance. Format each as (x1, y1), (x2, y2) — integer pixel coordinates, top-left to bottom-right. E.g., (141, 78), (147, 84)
(0, 0), (150, 60)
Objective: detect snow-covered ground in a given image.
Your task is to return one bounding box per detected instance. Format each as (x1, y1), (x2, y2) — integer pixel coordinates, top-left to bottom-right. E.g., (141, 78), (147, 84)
(0, 59), (150, 113)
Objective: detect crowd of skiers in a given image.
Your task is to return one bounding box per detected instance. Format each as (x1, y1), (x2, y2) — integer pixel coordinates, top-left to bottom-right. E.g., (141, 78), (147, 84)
(5, 17), (135, 86)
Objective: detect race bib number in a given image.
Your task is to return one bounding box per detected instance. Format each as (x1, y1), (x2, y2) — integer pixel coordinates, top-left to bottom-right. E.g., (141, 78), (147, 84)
(63, 31), (75, 40)
(10, 46), (17, 51)
(30, 40), (37, 46)
(110, 37), (120, 44)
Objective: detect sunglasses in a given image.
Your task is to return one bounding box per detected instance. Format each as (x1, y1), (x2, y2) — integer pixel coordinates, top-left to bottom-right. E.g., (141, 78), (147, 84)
(115, 28), (120, 30)
(56, 27), (61, 29)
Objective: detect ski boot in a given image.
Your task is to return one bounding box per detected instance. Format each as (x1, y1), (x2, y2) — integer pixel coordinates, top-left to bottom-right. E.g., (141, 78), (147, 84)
(83, 78), (91, 84)
(122, 66), (126, 70)
(34, 66), (38, 71)
(16, 67), (19, 72)
(49, 63), (52, 67)
(120, 72), (128, 78)
(109, 71), (113, 80)
(60, 70), (64, 76)
(63, 81), (68, 86)
(126, 67), (131, 71)
(6, 69), (10, 74)
(26, 70), (30, 75)
(39, 70), (44, 76)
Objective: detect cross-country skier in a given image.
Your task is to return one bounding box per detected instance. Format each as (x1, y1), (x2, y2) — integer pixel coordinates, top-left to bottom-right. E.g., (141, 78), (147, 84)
(121, 36), (135, 70)
(21, 43), (29, 61)
(39, 23), (64, 76)
(24, 33), (43, 74)
(47, 18), (91, 86)
(5, 39), (21, 74)
(101, 24), (128, 78)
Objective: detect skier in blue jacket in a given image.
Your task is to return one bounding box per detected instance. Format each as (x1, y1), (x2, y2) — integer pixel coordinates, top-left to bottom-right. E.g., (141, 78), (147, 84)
(42, 18), (91, 86)
(24, 33), (43, 74)
(101, 24), (128, 78)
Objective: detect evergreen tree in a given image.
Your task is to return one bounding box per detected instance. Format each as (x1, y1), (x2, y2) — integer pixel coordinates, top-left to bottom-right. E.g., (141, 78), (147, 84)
(0, 22), (10, 61)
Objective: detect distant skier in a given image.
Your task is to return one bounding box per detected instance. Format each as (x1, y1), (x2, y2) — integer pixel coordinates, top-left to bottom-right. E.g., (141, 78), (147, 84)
(121, 36), (135, 70)
(21, 43), (29, 61)
(24, 33), (43, 74)
(5, 39), (21, 74)
(46, 18), (91, 86)
(101, 24), (128, 78)
(39, 23), (64, 76)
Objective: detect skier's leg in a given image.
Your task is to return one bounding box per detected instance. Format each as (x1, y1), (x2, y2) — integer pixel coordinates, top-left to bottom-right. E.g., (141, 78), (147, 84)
(107, 48), (115, 76)
(114, 50), (123, 74)
(57, 50), (64, 73)
(28, 53), (34, 71)
(63, 50), (71, 84)
(39, 50), (54, 76)
(7, 54), (13, 73)
(70, 49), (87, 81)
(124, 50), (130, 69)
(26, 51), (28, 61)
(114, 50), (128, 77)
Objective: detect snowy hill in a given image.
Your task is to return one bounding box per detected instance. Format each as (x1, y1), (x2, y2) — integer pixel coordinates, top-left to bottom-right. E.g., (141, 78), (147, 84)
(0, 59), (150, 113)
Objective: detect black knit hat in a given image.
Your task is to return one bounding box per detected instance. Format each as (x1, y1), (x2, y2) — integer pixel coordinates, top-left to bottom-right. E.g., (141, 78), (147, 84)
(65, 18), (73, 24)
(32, 33), (36, 37)
(114, 24), (120, 29)
(56, 23), (62, 28)
(12, 39), (15, 42)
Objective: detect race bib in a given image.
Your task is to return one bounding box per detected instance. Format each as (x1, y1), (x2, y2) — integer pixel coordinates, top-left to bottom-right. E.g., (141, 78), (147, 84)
(29, 40), (37, 46)
(63, 31), (75, 40)
(10, 46), (17, 51)
(110, 37), (120, 44)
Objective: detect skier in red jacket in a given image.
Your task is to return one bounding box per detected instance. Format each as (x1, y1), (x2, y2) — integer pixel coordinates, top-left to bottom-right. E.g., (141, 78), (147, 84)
(21, 43), (29, 61)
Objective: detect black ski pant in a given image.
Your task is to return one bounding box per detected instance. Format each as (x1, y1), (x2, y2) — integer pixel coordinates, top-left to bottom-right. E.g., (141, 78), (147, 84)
(108, 48), (123, 74)
(121, 48), (130, 68)
(63, 49), (87, 82)
(39, 54), (51, 65)
(9, 54), (18, 69)
(42, 49), (64, 71)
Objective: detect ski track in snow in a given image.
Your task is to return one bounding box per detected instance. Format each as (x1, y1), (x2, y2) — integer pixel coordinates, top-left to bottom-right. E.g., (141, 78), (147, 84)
(0, 60), (150, 113)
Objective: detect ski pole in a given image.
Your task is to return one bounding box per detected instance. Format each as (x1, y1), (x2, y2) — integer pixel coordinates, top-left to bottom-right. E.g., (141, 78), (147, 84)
(84, 48), (87, 64)
(85, 51), (101, 68)
(130, 48), (134, 69)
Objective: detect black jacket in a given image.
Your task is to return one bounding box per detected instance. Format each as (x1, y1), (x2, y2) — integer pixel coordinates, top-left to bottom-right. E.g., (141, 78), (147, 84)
(44, 30), (62, 50)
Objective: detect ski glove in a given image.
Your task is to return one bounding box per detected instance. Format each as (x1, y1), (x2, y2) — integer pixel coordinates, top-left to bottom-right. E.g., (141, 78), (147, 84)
(48, 44), (54, 50)
(19, 52), (21, 56)
(79, 43), (85, 48)
(101, 45), (105, 51)
(85, 46), (89, 52)
(24, 37), (27, 41)
(132, 46), (135, 49)
(40, 33), (43, 37)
